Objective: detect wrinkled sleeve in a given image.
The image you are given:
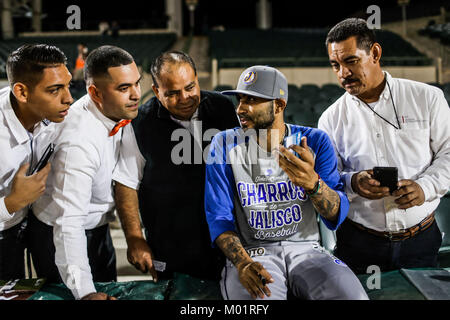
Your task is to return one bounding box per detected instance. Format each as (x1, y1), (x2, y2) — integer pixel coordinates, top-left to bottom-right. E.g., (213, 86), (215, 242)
(112, 125), (146, 190)
(318, 112), (358, 202)
(204, 133), (236, 246)
(50, 140), (100, 300)
(415, 89), (450, 201)
(0, 197), (14, 223)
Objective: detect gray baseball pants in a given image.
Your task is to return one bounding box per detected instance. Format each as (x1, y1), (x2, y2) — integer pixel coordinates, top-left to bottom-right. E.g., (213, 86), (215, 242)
(220, 241), (369, 300)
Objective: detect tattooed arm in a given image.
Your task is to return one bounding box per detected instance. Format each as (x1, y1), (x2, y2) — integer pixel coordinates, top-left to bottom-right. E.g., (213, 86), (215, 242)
(308, 180), (340, 222)
(278, 136), (340, 222)
(215, 231), (274, 299)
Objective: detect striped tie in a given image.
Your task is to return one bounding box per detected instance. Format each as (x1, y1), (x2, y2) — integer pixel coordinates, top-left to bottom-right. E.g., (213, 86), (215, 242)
(109, 119), (131, 136)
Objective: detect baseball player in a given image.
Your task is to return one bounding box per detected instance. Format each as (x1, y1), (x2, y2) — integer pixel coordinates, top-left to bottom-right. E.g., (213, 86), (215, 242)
(205, 66), (368, 300)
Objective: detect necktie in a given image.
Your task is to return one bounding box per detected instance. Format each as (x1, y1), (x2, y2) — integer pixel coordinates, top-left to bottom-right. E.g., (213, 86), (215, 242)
(109, 119), (131, 136)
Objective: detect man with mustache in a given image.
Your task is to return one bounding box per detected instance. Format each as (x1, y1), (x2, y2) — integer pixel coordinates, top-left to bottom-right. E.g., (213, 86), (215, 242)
(318, 18), (450, 274)
(204, 65), (368, 300)
(113, 51), (239, 281)
(29, 45), (141, 300)
(0, 44), (72, 280)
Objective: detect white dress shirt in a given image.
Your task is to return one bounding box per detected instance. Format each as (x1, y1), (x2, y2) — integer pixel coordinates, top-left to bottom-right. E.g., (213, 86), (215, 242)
(0, 88), (55, 230)
(111, 124), (145, 191)
(170, 108), (202, 146)
(32, 94), (133, 299)
(318, 71), (450, 232)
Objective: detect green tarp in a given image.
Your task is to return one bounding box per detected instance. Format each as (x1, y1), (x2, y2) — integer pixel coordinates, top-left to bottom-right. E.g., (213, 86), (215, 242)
(28, 273), (221, 300)
(25, 268), (450, 300)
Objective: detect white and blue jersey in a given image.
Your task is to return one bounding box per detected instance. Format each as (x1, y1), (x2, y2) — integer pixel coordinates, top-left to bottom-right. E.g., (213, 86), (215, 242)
(205, 124), (349, 248)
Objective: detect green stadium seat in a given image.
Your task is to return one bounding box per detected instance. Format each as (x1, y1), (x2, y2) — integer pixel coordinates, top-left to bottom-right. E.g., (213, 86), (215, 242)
(298, 84), (320, 96)
(292, 110), (318, 127)
(213, 85), (233, 92)
(0, 33), (177, 78)
(209, 29), (431, 69)
(318, 216), (337, 254)
(436, 193), (450, 268)
(312, 100), (330, 115)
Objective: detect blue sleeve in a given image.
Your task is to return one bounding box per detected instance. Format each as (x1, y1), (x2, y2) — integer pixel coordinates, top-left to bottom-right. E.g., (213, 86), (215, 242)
(204, 132), (237, 246)
(310, 130), (349, 230)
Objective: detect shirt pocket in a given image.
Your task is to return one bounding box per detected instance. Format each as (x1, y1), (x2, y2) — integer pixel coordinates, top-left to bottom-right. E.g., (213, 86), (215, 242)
(394, 128), (432, 170)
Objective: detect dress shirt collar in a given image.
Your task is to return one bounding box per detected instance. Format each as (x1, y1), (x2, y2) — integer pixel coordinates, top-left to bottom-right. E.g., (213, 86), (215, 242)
(350, 71), (394, 105)
(1, 89), (49, 145)
(170, 107), (199, 128)
(84, 95), (120, 135)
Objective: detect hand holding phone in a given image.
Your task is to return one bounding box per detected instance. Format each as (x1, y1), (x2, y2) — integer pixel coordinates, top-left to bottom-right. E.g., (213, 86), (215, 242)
(351, 170), (391, 200)
(31, 143), (55, 175)
(373, 166), (398, 194)
(392, 179), (425, 209)
(4, 154), (53, 214)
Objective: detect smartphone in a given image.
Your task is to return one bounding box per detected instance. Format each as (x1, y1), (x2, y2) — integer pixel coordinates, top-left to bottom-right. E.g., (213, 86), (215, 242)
(283, 131), (302, 158)
(373, 166), (398, 194)
(31, 143), (55, 175)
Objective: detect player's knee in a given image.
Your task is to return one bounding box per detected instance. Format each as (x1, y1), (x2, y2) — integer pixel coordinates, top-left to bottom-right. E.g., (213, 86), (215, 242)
(328, 272), (369, 300)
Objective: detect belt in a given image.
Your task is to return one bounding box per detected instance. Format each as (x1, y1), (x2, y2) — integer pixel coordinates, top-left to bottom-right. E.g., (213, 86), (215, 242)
(348, 212), (435, 241)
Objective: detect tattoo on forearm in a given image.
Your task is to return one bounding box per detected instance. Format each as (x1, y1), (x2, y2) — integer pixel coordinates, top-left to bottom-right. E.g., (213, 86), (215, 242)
(310, 182), (340, 220)
(215, 231), (249, 268)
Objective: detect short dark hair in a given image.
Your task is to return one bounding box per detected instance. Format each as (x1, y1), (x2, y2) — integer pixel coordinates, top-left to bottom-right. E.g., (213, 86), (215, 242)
(150, 51), (197, 88)
(6, 44), (67, 88)
(84, 45), (134, 82)
(325, 18), (376, 53)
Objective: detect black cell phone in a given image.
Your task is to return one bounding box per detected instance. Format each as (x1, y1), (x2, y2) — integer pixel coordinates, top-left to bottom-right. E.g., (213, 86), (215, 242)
(31, 143), (55, 175)
(373, 166), (398, 194)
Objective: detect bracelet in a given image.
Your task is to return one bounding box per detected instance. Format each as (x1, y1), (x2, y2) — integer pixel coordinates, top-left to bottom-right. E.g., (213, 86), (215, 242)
(306, 175), (321, 196)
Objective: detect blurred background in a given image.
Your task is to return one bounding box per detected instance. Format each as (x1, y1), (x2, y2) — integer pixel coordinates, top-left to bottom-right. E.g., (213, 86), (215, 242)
(1, 0), (449, 281)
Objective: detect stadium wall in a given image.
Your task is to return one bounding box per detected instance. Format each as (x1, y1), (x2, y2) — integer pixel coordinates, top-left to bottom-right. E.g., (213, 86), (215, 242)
(215, 65), (437, 88)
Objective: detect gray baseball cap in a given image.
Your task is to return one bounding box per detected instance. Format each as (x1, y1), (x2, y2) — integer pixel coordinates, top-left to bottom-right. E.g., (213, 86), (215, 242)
(222, 65), (288, 102)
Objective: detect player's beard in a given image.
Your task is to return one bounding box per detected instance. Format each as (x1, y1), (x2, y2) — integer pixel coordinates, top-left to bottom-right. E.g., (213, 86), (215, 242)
(253, 104), (275, 132)
(241, 102), (275, 133)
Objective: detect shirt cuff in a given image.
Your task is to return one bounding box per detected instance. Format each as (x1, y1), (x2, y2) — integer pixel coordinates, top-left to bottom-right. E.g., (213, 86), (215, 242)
(415, 177), (433, 202)
(72, 279), (97, 300)
(342, 171), (358, 201)
(0, 196), (14, 223)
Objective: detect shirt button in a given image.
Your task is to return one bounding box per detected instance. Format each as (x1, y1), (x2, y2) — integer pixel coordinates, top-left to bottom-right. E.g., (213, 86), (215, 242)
(376, 133), (381, 138)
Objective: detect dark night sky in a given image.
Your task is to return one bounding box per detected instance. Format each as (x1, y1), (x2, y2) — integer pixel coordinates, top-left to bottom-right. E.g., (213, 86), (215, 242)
(13, 0), (447, 34)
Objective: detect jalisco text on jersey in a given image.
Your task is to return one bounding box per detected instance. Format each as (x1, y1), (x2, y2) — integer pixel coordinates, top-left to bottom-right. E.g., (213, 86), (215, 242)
(248, 204), (303, 230)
